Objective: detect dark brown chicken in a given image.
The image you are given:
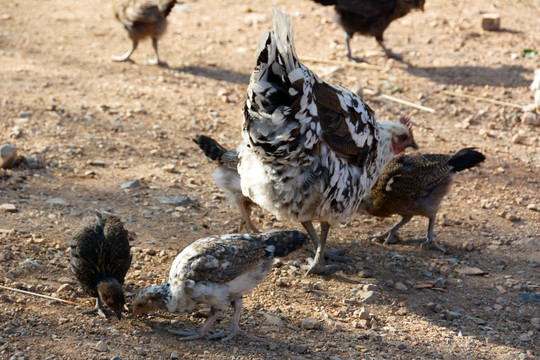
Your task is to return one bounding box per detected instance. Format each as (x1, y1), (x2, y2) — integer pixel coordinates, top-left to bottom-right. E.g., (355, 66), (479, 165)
(360, 148), (485, 252)
(112, 0), (177, 65)
(68, 213), (132, 319)
(311, 0), (425, 61)
(193, 135), (259, 234)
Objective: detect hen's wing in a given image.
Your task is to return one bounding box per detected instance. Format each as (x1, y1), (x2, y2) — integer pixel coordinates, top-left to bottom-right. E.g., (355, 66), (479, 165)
(335, 0), (396, 17)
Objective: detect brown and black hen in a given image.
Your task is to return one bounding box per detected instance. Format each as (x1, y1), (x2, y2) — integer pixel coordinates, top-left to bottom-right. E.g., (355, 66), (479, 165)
(360, 148), (485, 252)
(112, 0), (177, 64)
(311, 0), (425, 61)
(68, 213), (132, 319)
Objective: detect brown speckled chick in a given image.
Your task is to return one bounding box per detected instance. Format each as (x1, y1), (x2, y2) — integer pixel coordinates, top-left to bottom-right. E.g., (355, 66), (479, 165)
(68, 213), (132, 319)
(112, 0), (177, 65)
(360, 148), (485, 252)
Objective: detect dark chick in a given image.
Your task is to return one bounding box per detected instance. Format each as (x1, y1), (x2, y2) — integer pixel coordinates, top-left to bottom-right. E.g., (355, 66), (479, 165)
(68, 213), (132, 319)
(112, 0), (177, 65)
(312, 0), (425, 61)
(360, 148), (485, 252)
(133, 230), (308, 341)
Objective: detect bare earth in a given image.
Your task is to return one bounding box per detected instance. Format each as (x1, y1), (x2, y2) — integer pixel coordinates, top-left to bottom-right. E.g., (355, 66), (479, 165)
(1, 0), (539, 359)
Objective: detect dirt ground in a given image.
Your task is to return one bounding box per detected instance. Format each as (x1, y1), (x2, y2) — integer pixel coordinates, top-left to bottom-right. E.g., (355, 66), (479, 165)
(1, 0), (539, 359)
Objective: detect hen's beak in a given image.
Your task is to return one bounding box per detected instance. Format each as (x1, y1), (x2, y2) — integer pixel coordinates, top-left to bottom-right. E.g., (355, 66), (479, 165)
(408, 140), (419, 149)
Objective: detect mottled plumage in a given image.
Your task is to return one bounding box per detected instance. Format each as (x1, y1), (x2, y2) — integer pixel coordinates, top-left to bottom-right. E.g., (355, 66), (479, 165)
(312, 0), (425, 61)
(112, 0), (177, 64)
(68, 213), (132, 319)
(360, 148), (485, 251)
(133, 230), (308, 341)
(239, 9), (417, 274)
(194, 135), (258, 233)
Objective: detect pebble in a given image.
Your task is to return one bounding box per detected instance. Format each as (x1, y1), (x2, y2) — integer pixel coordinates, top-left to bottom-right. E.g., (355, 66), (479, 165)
(0, 203), (18, 213)
(521, 111), (539, 126)
(156, 197), (196, 206)
(0, 144), (17, 169)
(351, 289), (376, 303)
(110, 357), (122, 360)
(19, 258), (41, 267)
(95, 340), (108, 352)
(261, 312), (284, 326)
(526, 203), (538, 211)
(301, 318), (322, 329)
(518, 293), (540, 303)
(531, 318), (540, 329)
(25, 154), (45, 169)
(121, 179), (141, 189)
(170, 352), (179, 359)
(46, 198), (70, 206)
(57, 284), (73, 293)
(518, 333), (532, 342)
(394, 282), (408, 291)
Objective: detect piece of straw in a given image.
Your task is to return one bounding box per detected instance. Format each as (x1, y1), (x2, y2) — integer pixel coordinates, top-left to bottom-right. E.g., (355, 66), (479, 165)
(0, 284), (78, 305)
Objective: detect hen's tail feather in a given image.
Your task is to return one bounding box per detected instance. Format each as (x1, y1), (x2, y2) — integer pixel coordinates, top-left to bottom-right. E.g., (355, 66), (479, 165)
(448, 148), (485, 173)
(262, 230), (309, 258)
(161, 0), (177, 17)
(194, 135), (228, 162)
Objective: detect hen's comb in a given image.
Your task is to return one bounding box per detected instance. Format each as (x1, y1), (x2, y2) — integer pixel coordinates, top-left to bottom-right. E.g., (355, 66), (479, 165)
(399, 116), (413, 133)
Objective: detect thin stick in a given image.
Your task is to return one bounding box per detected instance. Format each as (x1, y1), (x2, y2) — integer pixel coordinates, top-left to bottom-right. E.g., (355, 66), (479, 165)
(364, 89), (436, 113)
(442, 90), (525, 109)
(300, 56), (383, 71)
(0, 284), (78, 305)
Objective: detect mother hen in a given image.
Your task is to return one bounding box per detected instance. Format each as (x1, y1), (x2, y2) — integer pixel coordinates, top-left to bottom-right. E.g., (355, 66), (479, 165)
(239, 9), (417, 274)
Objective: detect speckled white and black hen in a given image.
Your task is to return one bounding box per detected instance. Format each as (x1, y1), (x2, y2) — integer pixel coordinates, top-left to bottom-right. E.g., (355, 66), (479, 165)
(68, 213), (132, 319)
(132, 230), (308, 341)
(239, 9), (417, 274)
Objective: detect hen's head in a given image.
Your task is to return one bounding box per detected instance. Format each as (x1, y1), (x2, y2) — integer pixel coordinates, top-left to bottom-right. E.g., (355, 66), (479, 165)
(132, 285), (169, 316)
(378, 117), (418, 155)
(97, 279), (126, 320)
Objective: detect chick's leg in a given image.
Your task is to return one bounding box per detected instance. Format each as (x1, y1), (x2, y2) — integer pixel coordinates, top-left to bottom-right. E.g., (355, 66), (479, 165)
(112, 40), (138, 62)
(237, 198), (259, 234)
(345, 33), (366, 63)
(178, 308), (223, 340)
(376, 35), (403, 61)
(370, 215), (412, 244)
(148, 38), (163, 65)
(406, 216), (446, 253)
(206, 298), (247, 341)
(82, 298), (117, 318)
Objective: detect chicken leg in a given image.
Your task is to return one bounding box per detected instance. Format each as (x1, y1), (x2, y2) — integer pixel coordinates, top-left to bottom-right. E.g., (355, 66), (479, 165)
(405, 216), (446, 253)
(82, 298), (120, 319)
(112, 40), (138, 62)
(369, 215), (412, 244)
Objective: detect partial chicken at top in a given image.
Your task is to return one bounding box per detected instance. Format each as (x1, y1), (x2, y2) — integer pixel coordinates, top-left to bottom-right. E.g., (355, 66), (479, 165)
(311, 0), (425, 61)
(239, 9), (417, 275)
(112, 0), (177, 65)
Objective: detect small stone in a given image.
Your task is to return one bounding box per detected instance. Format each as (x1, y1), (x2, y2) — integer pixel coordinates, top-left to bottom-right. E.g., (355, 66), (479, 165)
(261, 312), (284, 327)
(398, 344), (407, 350)
(518, 293), (540, 303)
(25, 155), (46, 169)
(95, 340), (108, 352)
(57, 284), (73, 293)
(518, 333), (532, 342)
(162, 164), (176, 173)
(531, 318), (540, 329)
(170, 352), (179, 359)
(394, 282), (408, 291)
(19, 258), (41, 267)
(481, 13), (500, 31)
(156, 197), (196, 206)
(18, 111), (33, 118)
(511, 132), (527, 145)
(526, 203), (538, 211)
(0, 203), (18, 213)
(0, 144), (17, 169)
(456, 267), (487, 276)
(46, 198), (70, 207)
(352, 289), (376, 303)
(354, 307), (371, 320)
(121, 179), (141, 189)
(301, 318), (322, 330)
(522, 112), (539, 126)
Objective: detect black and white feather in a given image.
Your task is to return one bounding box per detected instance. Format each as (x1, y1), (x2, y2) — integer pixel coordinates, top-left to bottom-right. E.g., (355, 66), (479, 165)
(133, 230), (308, 341)
(238, 9), (417, 274)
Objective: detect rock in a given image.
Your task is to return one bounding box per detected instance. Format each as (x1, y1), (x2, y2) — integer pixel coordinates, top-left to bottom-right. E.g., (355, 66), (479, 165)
(456, 267), (487, 276)
(518, 293), (540, 303)
(355, 307), (371, 320)
(46, 198), (70, 207)
(57, 284), (73, 293)
(511, 132), (527, 145)
(526, 203), (538, 211)
(301, 318), (322, 330)
(521, 111), (539, 126)
(481, 13), (500, 31)
(170, 352), (179, 359)
(19, 258), (41, 268)
(156, 197), (196, 206)
(531, 318), (540, 329)
(394, 282), (408, 291)
(95, 340), (108, 352)
(261, 312), (284, 326)
(0, 144), (17, 169)
(351, 289), (377, 303)
(0, 203), (18, 213)
(121, 179), (141, 189)
(25, 155), (46, 169)
(518, 333), (532, 342)
(18, 111), (33, 118)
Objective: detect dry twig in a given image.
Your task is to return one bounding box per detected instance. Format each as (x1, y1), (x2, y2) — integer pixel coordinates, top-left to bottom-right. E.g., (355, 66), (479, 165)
(364, 89), (436, 113)
(442, 90), (525, 109)
(0, 284), (78, 305)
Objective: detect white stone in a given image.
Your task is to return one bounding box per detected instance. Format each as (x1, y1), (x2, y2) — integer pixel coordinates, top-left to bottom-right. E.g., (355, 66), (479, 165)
(95, 340), (108, 352)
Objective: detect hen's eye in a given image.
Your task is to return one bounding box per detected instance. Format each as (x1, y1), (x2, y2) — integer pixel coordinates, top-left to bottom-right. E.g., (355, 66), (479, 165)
(398, 135), (408, 141)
